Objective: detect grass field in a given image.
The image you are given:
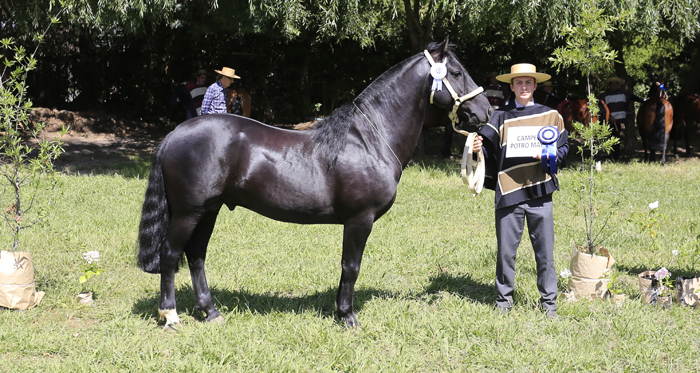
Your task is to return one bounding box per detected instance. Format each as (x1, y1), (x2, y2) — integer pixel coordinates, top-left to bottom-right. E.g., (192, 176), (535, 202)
(1, 151), (700, 372)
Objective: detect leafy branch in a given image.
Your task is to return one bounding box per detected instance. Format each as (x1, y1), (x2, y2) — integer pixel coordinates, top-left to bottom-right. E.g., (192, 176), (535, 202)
(1, 13), (67, 251)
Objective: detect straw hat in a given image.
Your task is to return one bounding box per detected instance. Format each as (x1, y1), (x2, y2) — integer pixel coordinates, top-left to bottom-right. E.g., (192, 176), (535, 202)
(496, 63), (550, 83)
(194, 69), (208, 76)
(540, 81), (555, 87)
(605, 77), (624, 85)
(215, 67), (241, 79)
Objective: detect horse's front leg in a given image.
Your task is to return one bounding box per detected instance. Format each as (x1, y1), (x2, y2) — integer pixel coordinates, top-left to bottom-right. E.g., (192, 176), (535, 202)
(337, 219), (373, 327)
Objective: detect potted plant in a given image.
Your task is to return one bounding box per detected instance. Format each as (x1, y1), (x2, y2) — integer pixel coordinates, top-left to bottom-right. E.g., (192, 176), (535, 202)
(549, 0), (620, 301)
(630, 201), (678, 306)
(0, 18), (65, 310)
(638, 267), (674, 307)
(606, 270), (626, 305)
(676, 224), (700, 307)
(77, 250), (104, 305)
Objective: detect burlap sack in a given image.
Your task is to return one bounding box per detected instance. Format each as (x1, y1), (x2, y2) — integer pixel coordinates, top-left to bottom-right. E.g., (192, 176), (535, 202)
(676, 276), (700, 307)
(568, 277), (609, 300)
(0, 251), (44, 310)
(638, 270), (661, 304)
(568, 246), (615, 300)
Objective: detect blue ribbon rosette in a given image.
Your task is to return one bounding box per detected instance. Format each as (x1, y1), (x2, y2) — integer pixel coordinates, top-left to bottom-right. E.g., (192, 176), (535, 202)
(538, 126), (559, 175)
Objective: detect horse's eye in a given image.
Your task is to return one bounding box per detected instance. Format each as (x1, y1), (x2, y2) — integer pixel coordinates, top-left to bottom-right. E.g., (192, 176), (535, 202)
(451, 71), (462, 77)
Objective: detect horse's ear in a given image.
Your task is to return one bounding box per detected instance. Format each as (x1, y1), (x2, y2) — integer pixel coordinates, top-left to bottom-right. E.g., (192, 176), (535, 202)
(431, 36), (450, 62)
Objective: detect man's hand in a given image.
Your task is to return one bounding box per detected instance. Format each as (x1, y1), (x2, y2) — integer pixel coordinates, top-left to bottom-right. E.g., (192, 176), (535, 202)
(472, 135), (483, 153)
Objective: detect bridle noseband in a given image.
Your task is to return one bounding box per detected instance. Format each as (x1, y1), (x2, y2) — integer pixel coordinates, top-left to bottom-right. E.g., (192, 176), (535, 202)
(423, 50), (485, 196)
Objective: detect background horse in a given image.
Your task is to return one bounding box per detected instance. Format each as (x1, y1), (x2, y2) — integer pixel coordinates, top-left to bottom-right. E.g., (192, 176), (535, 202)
(637, 82), (674, 164)
(137, 38), (490, 329)
(226, 88), (252, 117)
(559, 98), (619, 159)
(671, 93), (700, 156)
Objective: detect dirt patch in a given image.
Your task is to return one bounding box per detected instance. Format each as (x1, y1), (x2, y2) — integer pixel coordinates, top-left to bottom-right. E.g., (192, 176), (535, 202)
(29, 108), (175, 173)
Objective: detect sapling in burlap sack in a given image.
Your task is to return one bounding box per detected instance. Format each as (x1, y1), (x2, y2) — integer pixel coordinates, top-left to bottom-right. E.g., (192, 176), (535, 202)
(549, 7), (620, 301)
(0, 18), (65, 310)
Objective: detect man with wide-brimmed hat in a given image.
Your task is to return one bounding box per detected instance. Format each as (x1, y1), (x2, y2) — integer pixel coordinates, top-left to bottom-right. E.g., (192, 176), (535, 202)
(170, 68), (209, 120)
(597, 76), (644, 129)
(484, 71), (511, 109)
(201, 67), (241, 115)
(534, 80), (562, 109)
(471, 63), (568, 319)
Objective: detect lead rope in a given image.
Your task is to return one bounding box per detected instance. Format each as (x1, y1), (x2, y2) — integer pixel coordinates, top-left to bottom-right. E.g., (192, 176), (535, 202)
(423, 50), (485, 196)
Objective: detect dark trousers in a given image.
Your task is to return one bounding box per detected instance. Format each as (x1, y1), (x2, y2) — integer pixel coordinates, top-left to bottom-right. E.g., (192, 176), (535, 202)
(495, 195), (557, 311)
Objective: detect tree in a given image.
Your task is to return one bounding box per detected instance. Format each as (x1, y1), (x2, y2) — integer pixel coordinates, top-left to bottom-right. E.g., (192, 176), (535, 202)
(0, 16), (67, 251)
(550, 0), (620, 253)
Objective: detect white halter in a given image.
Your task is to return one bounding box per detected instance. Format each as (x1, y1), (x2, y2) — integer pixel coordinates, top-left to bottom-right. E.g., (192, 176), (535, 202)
(424, 50), (485, 196)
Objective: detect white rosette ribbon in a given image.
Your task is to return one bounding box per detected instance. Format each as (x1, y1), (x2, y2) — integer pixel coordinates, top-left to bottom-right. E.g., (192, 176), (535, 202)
(430, 63), (447, 91)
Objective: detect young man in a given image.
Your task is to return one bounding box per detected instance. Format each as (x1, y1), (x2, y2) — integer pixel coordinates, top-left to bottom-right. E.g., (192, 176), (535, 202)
(472, 63), (568, 318)
(484, 72), (511, 109)
(200, 67), (241, 115)
(170, 69), (209, 120)
(597, 77), (644, 130)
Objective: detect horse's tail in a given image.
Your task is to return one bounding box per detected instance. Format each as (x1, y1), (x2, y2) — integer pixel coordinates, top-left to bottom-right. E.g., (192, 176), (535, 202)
(137, 134), (171, 274)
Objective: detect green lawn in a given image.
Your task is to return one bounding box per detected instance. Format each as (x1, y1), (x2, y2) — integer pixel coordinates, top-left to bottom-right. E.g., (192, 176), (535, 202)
(1, 154), (699, 372)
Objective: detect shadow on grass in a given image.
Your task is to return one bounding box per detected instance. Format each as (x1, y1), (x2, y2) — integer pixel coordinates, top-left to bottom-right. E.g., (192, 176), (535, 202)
(615, 263), (699, 279)
(132, 284), (398, 324)
(422, 271), (496, 305)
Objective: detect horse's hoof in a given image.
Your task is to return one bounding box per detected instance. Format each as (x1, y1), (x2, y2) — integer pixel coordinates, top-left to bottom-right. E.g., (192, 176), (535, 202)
(341, 314), (361, 328)
(208, 315), (225, 325)
(163, 322), (182, 333)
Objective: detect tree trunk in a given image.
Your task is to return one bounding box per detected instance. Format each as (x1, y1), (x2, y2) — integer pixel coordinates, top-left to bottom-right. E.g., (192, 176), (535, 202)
(403, 0), (434, 54)
(679, 40), (700, 95)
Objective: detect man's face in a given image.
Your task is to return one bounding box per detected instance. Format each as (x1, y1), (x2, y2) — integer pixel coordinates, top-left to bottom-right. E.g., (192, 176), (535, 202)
(196, 74), (207, 85)
(489, 76), (499, 85)
(608, 80), (620, 91)
(510, 76), (536, 102)
(543, 86), (554, 94)
(221, 76), (232, 88)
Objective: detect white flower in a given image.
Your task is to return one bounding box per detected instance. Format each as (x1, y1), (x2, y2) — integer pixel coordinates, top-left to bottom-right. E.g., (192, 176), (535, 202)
(649, 201), (659, 210)
(82, 250), (100, 264)
(560, 268), (572, 279)
(672, 250), (679, 256)
(654, 267), (670, 280)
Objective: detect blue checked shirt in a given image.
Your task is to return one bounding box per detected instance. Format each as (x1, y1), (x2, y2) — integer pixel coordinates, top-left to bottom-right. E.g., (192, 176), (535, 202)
(200, 81), (227, 115)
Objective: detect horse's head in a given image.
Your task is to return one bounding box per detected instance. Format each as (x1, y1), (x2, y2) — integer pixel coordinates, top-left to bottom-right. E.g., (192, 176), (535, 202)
(425, 38), (491, 125)
(648, 82), (668, 100)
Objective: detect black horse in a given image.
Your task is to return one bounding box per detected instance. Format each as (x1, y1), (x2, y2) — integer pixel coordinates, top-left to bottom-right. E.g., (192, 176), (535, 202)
(137, 38), (490, 328)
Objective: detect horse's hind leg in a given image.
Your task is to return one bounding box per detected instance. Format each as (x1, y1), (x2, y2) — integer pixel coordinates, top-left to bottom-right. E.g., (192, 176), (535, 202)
(159, 215), (200, 329)
(662, 132), (669, 165)
(337, 218), (373, 328)
(641, 137), (650, 162)
(185, 209), (224, 324)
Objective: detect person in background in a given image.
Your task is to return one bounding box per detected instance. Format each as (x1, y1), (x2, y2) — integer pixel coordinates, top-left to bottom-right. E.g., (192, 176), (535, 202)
(200, 67), (241, 115)
(534, 80), (562, 109)
(484, 72), (511, 109)
(471, 63), (568, 319)
(169, 69), (209, 120)
(597, 77), (645, 132)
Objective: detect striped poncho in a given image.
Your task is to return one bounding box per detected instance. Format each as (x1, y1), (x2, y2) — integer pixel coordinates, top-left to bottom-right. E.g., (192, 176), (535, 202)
(477, 102), (569, 209)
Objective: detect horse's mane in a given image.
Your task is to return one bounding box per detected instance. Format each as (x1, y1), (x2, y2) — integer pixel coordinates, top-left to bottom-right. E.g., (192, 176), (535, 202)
(309, 42), (455, 171)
